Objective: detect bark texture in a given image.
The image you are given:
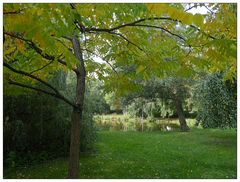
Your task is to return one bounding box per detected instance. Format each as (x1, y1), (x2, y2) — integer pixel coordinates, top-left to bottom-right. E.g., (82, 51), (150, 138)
(174, 97), (189, 132)
(68, 34), (86, 178)
(68, 108), (81, 178)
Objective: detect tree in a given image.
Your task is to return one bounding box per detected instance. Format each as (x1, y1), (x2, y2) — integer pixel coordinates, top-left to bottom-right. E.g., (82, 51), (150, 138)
(194, 73), (237, 128)
(151, 78), (191, 131)
(123, 77), (192, 131)
(104, 92), (123, 113)
(86, 80), (110, 114)
(3, 3), (236, 178)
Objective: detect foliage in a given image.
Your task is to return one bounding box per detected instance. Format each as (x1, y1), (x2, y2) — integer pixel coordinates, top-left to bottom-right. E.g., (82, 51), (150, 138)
(104, 92), (123, 113)
(3, 3), (237, 96)
(3, 93), (70, 167)
(194, 73), (237, 128)
(4, 129), (237, 179)
(80, 93), (97, 152)
(86, 81), (110, 114)
(94, 114), (196, 132)
(125, 98), (175, 118)
(3, 3), (237, 176)
(121, 77), (195, 119)
(3, 72), (97, 167)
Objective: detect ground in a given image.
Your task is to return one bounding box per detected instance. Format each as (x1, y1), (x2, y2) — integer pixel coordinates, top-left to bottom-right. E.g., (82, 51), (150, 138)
(4, 128), (237, 179)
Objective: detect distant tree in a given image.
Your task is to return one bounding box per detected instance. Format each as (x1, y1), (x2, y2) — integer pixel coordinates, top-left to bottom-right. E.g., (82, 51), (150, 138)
(123, 77), (192, 131)
(104, 92), (123, 113)
(194, 73), (237, 128)
(153, 78), (191, 131)
(86, 80), (110, 114)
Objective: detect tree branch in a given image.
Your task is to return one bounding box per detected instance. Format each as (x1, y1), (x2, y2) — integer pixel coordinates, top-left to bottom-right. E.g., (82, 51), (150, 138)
(84, 48), (119, 75)
(7, 79), (76, 107)
(4, 31), (79, 74)
(71, 34), (86, 109)
(185, 5), (198, 12)
(188, 25), (216, 40)
(4, 61), (58, 93)
(54, 37), (73, 52)
(89, 23), (190, 50)
(108, 31), (144, 52)
(203, 5), (214, 14)
(29, 59), (55, 74)
(185, 4), (215, 14)
(88, 30), (144, 52)
(62, 35), (72, 41)
(86, 17), (176, 32)
(3, 60), (76, 107)
(73, 15), (215, 55)
(129, 24), (186, 42)
(3, 9), (23, 14)
(84, 16), (216, 40)
(72, 17), (144, 52)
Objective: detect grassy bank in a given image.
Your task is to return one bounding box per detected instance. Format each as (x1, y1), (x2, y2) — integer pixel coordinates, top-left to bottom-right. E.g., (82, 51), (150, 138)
(4, 128), (236, 179)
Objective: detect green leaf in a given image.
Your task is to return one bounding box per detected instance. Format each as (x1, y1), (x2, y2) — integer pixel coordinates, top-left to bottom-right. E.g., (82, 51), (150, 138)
(136, 65), (145, 74)
(181, 13), (193, 25)
(193, 14), (204, 28)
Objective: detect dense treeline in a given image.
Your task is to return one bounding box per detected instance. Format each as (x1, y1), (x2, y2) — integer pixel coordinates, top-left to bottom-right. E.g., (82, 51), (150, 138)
(4, 93), (71, 167)
(120, 74), (237, 129)
(3, 71), (96, 167)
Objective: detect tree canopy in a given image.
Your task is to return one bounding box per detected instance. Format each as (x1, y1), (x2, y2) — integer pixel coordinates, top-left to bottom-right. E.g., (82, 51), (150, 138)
(4, 3), (236, 97)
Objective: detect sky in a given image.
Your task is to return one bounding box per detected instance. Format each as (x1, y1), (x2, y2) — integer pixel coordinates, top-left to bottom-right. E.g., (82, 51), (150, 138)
(186, 4), (210, 14)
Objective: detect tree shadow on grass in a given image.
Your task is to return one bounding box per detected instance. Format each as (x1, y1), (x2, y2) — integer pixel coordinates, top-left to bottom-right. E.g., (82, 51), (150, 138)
(202, 138), (236, 148)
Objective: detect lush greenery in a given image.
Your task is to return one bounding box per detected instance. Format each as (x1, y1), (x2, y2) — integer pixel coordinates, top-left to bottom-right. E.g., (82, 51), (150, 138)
(4, 128), (237, 179)
(194, 74), (237, 128)
(4, 72), (97, 167)
(94, 115), (196, 132)
(3, 3), (237, 179)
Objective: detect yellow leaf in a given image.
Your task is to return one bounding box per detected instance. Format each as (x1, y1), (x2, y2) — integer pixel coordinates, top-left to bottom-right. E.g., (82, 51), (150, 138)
(181, 13), (193, 25)
(193, 14), (204, 28)
(4, 46), (16, 55)
(136, 65), (145, 74)
(167, 7), (180, 20)
(32, 33), (45, 47)
(147, 3), (168, 16)
(16, 39), (25, 53)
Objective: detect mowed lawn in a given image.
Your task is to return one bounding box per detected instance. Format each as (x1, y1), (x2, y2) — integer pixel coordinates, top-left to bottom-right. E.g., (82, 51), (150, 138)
(4, 129), (237, 179)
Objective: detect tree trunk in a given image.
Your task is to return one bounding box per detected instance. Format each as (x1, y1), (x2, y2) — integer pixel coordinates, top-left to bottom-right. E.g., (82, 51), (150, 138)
(174, 97), (189, 132)
(141, 105), (144, 132)
(68, 107), (81, 178)
(68, 34), (86, 178)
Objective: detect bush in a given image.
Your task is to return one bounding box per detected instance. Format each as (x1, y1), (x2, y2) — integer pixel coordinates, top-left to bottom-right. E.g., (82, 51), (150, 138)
(4, 72), (97, 167)
(80, 113), (96, 153)
(6, 151), (17, 168)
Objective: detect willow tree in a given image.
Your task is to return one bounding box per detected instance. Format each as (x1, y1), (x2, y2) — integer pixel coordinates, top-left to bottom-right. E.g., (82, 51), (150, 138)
(3, 3), (236, 178)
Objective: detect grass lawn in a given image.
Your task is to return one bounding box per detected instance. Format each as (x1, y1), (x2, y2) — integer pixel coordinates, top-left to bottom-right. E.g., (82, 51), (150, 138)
(4, 129), (237, 179)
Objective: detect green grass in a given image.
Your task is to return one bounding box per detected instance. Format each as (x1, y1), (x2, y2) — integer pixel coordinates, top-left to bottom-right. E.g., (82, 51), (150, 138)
(4, 129), (237, 179)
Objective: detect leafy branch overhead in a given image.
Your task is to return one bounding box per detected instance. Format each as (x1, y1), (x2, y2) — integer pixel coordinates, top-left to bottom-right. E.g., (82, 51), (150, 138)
(3, 3), (236, 97)
(4, 60), (76, 107)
